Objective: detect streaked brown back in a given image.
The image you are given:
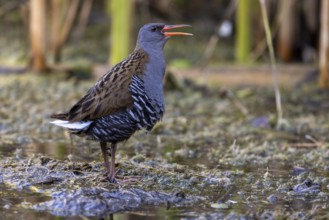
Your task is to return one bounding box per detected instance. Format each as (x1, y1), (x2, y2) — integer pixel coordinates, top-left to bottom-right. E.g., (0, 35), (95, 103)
(51, 48), (149, 122)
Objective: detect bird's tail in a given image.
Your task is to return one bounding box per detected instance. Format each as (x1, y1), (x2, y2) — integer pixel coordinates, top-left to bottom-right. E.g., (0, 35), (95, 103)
(50, 120), (92, 133)
(50, 113), (69, 120)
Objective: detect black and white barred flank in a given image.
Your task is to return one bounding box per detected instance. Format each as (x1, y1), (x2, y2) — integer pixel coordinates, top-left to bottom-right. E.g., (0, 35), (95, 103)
(128, 75), (164, 130)
(51, 75), (164, 143)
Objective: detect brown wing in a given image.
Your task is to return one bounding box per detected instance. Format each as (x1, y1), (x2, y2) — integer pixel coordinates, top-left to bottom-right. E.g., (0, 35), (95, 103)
(51, 49), (149, 122)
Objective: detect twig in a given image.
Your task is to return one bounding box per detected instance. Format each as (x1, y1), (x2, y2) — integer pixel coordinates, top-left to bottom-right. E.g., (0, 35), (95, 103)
(60, 0), (80, 46)
(319, 0), (329, 88)
(259, 0), (283, 126)
(53, 0), (80, 63)
(73, 0), (93, 42)
(200, 35), (219, 71)
(288, 143), (321, 148)
(305, 135), (324, 147)
(226, 89), (249, 116)
(249, 22), (279, 61)
(199, 0), (238, 70)
(0, 0), (25, 17)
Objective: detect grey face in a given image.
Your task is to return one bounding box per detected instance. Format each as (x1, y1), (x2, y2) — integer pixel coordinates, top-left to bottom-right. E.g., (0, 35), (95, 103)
(137, 23), (168, 49)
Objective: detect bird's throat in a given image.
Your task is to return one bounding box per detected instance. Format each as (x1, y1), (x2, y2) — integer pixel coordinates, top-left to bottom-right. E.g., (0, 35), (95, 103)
(142, 51), (166, 107)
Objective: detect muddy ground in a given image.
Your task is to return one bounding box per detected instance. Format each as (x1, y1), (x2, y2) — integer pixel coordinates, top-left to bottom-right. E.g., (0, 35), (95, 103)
(0, 73), (329, 219)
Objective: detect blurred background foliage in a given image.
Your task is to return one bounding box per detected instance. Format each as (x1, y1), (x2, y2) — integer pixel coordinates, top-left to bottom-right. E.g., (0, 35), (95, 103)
(0, 0), (327, 88)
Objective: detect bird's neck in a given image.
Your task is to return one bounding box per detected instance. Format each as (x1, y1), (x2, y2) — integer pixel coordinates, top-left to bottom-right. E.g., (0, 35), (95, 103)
(135, 39), (166, 53)
(139, 47), (166, 108)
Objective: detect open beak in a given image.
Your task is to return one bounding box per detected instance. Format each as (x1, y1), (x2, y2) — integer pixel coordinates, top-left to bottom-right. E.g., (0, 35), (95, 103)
(162, 24), (193, 37)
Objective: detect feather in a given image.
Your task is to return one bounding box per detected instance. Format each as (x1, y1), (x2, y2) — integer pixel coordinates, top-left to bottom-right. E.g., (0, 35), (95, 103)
(51, 48), (149, 122)
(50, 120), (92, 130)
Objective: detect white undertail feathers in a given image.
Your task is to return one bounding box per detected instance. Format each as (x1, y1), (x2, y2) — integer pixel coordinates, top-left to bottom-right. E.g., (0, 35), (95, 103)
(50, 120), (92, 131)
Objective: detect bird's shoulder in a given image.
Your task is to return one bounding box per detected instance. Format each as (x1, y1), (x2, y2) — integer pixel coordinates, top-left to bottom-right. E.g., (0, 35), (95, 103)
(95, 48), (149, 89)
(59, 49), (149, 122)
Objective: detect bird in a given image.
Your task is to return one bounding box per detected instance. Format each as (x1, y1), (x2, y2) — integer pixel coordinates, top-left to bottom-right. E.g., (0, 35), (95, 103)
(50, 23), (192, 183)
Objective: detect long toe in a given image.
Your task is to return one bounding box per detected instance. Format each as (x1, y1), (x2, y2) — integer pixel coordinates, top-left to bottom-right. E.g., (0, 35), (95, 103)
(107, 176), (117, 183)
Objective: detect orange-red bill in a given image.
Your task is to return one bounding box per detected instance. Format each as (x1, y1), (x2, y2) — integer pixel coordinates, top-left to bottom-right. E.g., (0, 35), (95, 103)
(162, 24), (193, 37)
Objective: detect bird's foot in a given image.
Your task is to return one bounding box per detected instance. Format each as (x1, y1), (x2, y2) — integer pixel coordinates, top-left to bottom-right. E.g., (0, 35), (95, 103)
(102, 167), (119, 178)
(100, 174), (117, 183)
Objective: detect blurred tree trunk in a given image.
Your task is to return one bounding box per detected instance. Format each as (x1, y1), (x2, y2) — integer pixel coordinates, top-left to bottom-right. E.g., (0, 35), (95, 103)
(29, 0), (47, 72)
(235, 0), (251, 63)
(277, 0), (297, 62)
(51, 0), (62, 61)
(108, 0), (133, 65)
(73, 0), (93, 41)
(319, 0), (329, 89)
(51, 0), (80, 63)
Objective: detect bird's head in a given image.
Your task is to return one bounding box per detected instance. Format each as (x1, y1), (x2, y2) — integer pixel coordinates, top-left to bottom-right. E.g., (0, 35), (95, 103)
(136, 23), (192, 50)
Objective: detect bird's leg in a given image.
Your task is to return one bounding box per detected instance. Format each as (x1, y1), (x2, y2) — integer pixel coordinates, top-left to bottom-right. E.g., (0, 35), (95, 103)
(108, 143), (117, 182)
(101, 142), (140, 183)
(100, 142), (111, 177)
(112, 143), (141, 183)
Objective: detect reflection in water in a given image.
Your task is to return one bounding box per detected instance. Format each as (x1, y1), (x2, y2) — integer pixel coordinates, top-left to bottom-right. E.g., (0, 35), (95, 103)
(0, 185), (53, 219)
(0, 143), (328, 219)
(0, 139), (100, 162)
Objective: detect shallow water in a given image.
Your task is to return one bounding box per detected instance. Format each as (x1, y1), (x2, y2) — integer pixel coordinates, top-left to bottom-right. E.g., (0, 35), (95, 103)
(1, 75), (329, 219)
(2, 140), (328, 219)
